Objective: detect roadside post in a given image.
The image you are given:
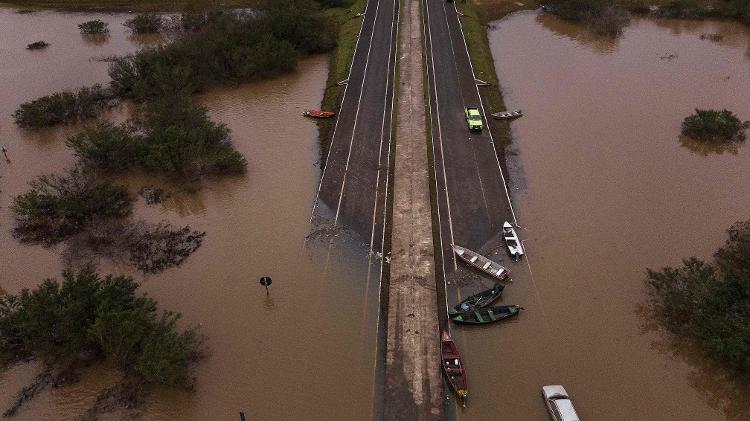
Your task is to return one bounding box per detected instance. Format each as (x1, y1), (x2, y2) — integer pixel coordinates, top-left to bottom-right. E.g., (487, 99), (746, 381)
(259, 276), (272, 295)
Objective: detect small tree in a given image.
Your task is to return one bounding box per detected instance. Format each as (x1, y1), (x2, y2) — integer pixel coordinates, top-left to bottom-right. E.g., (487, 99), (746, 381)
(681, 109), (749, 143)
(78, 20), (109, 34)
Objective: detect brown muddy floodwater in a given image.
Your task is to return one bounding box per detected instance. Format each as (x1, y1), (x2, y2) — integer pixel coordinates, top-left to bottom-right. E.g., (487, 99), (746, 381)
(452, 12), (750, 421)
(0, 7), (380, 420)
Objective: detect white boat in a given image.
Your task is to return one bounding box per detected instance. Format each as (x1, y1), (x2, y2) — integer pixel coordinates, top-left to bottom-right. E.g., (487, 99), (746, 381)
(491, 110), (522, 120)
(502, 222), (524, 261)
(452, 245), (511, 281)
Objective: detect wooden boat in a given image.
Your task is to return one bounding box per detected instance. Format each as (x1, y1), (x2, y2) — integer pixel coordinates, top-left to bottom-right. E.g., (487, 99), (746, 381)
(502, 221), (524, 261)
(441, 331), (468, 407)
(450, 283), (504, 314)
(491, 109), (522, 120)
(453, 244), (511, 281)
(450, 305), (522, 325)
(303, 109), (335, 118)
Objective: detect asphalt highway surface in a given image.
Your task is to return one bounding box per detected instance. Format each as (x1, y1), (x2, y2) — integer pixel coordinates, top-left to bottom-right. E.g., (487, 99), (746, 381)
(423, 0), (516, 285)
(312, 0), (399, 256)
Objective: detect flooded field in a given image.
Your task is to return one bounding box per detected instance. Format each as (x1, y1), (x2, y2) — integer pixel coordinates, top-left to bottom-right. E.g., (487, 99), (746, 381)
(0, 8), (379, 420)
(453, 12), (750, 420)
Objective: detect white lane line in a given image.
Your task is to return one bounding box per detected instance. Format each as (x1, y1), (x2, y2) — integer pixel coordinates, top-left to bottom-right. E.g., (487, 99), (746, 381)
(334, 0), (386, 226)
(424, 0), (457, 273)
(441, 2), (495, 230)
(309, 0), (375, 224)
(422, 0), (446, 311)
(368, 0), (398, 255)
(450, 3), (518, 228)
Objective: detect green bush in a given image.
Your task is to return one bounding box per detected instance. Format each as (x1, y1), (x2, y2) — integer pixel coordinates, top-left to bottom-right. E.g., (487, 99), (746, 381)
(11, 167), (132, 245)
(67, 96), (247, 179)
(646, 220), (750, 378)
(0, 268), (204, 386)
(108, 6), (334, 100)
(124, 14), (163, 34)
(67, 122), (143, 172)
(78, 19), (109, 34)
(13, 84), (110, 128)
(681, 109), (749, 143)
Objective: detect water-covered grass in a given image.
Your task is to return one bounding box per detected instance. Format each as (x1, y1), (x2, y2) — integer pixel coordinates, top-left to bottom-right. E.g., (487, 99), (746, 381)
(455, 0), (539, 152)
(317, 0), (366, 163)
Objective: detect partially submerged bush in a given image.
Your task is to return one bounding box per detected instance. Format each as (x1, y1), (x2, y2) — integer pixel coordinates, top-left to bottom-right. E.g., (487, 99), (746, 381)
(11, 167), (131, 245)
(645, 220), (750, 378)
(68, 95), (246, 179)
(26, 41), (49, 50)
(78, 19), (109, 34)
(13, 84), (111, 128)
(545, 0), (630, 36)
(681, 109), (749, 143)
(124, 14), (164, 34)
(0, 267), (205, 386)
(109, 5), (335, 99)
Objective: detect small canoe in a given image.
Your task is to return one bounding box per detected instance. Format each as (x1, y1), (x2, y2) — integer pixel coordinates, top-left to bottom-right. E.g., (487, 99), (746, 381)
(303, 109), (335, 118)
(450, 283), (504, 314)
(502, 221), (524, 261)
(441, 331), (468, 407)
(492, 110), (522, 120)
(453, 244), (510, 281)
(450, 305), (522, 325)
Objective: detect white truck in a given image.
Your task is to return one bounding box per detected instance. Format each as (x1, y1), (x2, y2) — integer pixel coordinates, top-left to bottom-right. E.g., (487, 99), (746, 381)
(541, 385), (581, 421)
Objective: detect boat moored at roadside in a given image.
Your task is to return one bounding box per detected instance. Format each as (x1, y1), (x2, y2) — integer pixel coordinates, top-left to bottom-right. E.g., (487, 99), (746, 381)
(502, 222), (524, 261)
(453, 244), (511, 281)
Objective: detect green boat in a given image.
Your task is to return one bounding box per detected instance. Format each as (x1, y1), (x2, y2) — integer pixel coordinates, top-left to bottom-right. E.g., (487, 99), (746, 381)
(449, 305), (522, 325)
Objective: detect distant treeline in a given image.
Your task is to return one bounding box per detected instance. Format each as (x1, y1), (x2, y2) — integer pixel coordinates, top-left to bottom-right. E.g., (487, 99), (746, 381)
(635, 0), (750, 25)
(646, 220), (750, 380)
(545, 0), (750, 36)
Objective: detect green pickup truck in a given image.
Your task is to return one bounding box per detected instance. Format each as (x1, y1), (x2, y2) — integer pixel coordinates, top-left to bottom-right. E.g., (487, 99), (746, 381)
(464, 107), (483, 131)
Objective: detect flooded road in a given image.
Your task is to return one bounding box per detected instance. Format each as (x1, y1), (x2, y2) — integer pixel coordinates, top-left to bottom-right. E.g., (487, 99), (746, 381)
(0, 8), (379, 420)
(452, 12), (750, 420)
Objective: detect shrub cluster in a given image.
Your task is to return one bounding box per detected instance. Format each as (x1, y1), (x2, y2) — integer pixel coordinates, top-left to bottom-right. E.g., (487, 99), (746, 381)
(11, 167), (132, 245)
(0, 267), (205, 387)
(646, 220), (750, 378)
(12, 84), (111, 128)
(681, 109), (749, 143)
(78, 19), (109, 34)
(546, 0), (630, 36)
(67, 95), (247, 178)
(124, 14), (164, 34)
(110, 4), (336, 99)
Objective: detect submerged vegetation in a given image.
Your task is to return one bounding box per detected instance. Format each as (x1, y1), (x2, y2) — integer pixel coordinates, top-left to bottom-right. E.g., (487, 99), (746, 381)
(68, 95), (247, 179)
(26, 40), (49, 50)
(12, 84), (112, 128)
(646, 220), (750, 380)
(11, 167), (131, 246)
(0, 268), (206, 415)
(545, 0), (631, 36)
(109, 4), (336, 99)
(681, 109), (748, 144)
(78, 19), (109, 34)
(124, 13), (164, 33)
